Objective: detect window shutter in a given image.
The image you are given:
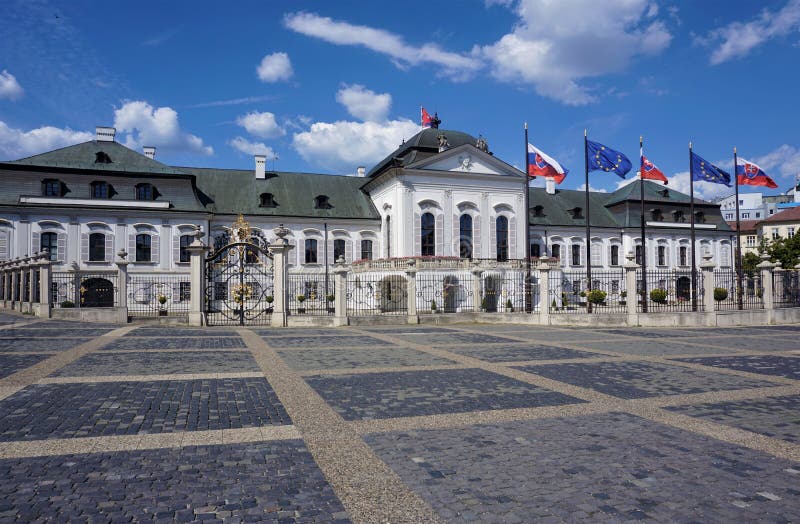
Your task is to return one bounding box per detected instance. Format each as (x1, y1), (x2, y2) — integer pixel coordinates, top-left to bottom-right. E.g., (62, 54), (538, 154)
(473, 216), (481, 257)
(80, 233), (89, 262)
(151, 234), (160, 264)
(413, 213), (421, 256)
(172, 234), (180, 265)
(435, 214), (443, 256)
(355, 238), (362, 260)
(0, 231), (8, 260)
(452, 214), (459, 255)
(345, 239), (353, 263)
(490, 218), (497, 259)
(56, 233), (66, 263)
(287, 240), (296, 266)
(509, 217), (517, 258)
(129, 234), (136, 261)
(31, 231), (40, 258)
(105, 234), (114, 262)
(326, 237), (334, 264)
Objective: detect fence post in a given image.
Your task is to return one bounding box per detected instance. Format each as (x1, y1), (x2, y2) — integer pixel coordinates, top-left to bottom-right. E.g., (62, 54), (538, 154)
(186, 231), (209, 327)
(26, 260), (35, 314)
(268, 225), (293, 328)
(537, 258), (550, 325)
(624, 252), (639, 326)
(471, 264), (483, 313)
(115, 249), (130, 324)
(15, 260), (23, 311)
(700, 254), (716, 326)
(37, 253), (52, 318)
(405, 259), (417, 322)
(2, 266), (7, 307)
(333, 263), (349, 326)
(758, 256), (776, 322)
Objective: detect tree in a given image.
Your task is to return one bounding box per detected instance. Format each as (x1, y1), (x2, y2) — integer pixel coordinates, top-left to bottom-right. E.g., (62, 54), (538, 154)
(741, 252), (761, 273)
(760, 235), (800, 268)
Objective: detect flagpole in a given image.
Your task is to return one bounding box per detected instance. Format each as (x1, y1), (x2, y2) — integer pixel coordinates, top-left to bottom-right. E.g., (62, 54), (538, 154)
(689, 142), (697, 312)
(639, 136), (648, 313)
(733, 146), (743, 310)
(524, 123), (532, 313)
(584, 129), (592, 313)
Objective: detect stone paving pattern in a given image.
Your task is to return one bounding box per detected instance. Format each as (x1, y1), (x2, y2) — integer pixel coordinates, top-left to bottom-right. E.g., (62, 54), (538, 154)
(100, 336), (247, 350)
(0, 378), (291, 440)
(674, 355), (800, 380)
(277, 347), (456, 371)
(0, 354), (50, 378)
(0, 337), (93, 352)
(446, 343), (605, 363)
(263, 334), (396, 348)
(51, 350), (260, 377)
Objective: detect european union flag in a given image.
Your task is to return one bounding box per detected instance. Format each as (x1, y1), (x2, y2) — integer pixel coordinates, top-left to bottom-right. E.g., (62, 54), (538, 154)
(586, 140), (632, 178)
(690, 152), (731, 187)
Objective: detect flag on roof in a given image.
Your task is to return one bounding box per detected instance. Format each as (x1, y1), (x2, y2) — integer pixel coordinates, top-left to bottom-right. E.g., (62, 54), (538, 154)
(586, 139), (632, 178)
(527, 143), (568, 184)
(691, 152), (732, 186)
(421, 107), (433, 128)
(736, 157), (778, 188)
(639, 145), (668, 185)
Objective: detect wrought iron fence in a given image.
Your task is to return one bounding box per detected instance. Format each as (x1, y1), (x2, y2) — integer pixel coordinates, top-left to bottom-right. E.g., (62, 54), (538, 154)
(773, 270), (800, 308)
(287, 273), (334, 316)
(549, 269), (625, 314)
(480, 270), (529, 313)
(51, 271), (119, 308)
(416, 270), (475, 313)
(714, 269), (763, 310)
(346, 271), (407, 316)
(637, 269), (704, 313)
(22, 271), (30, 302)
(128, 273), (191, 317)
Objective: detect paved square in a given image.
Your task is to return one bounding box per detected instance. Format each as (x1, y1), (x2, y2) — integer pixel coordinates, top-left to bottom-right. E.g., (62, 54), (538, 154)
(569, 338), (738, 356)
(51, 351), (260, 377)
(702, 335), (800, 352)
(0, 337), (92, 352)
(264, 334), (395, 348)
(599, 328), (705, 339)
(392, 332), (521, 345)
(0, 441), (350, 522)
(304, 368), (584, 420)
(100, 336), (247, 350)
(366, 412), (800, 523)
(126, 327), (239, 337)
(277, 347), (456, 371)
(673, 355), (800, 380)
(666, 395), (800, 444)
(518, 361), (774, 399)
(0, 354), (50, 378)
(0, 378), (290, 440)
(444, 343), (606, 363)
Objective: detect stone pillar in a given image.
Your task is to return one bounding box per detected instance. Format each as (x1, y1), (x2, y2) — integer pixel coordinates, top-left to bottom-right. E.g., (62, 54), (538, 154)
(405, 259), (417, 322)
(186, 233), (209, 327)
(537, 258), (550, 325)
(700, 253), (716, 314)
(624, 252), (639, 326)
(268, 225), (294, 328)
(471, 264), (483, 313)
(333, 263), (349, 326)
(116, 250), (130, 324)
(2, 267), (8, 307)
(758, 256), (776, 315)
(38, 254), (52, 318)
(13, 262), (21, 311)
(27, 262), (36, 313)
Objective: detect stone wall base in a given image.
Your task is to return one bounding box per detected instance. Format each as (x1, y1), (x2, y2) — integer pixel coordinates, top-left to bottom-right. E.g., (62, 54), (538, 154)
(52, 307), (128, 324)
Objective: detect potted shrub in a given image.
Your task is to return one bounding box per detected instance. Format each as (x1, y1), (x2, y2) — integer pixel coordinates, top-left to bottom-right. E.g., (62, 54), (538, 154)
(264, 295), (274, 313)
(551, 298), (558, 311)
(587, 289), (607, 306)
(713, 287), (729, 302)
(505, 298), (514, 312)
(619, 290), (627, 305)
(430, 299), (438, 313)
(60, 300), (75, 308)
(480, 296), (488, 311)
(326, 294), (335, 313)
(296, 294), (306, 314)
(649, 288), (668, 304)
(157, 294), (168, 316)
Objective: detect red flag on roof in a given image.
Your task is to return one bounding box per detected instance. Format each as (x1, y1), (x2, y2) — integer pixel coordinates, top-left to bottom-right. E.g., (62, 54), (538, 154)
(639, 145), (668, 185)
(421, 107), (433, 128)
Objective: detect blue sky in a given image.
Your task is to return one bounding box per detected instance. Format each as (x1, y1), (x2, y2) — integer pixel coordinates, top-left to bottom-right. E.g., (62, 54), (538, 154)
(1, 0), (799, 200)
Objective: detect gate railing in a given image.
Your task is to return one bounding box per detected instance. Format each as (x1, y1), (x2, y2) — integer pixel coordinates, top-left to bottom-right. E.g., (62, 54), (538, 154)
(287, 272), (333, 316)
(51, 270), (120, 308)
(128, 273), (191, 317)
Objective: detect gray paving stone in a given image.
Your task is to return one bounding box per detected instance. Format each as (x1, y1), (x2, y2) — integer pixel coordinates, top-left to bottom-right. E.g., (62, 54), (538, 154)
(0, 441), (349, 522)
(705, 335), (800, 352)
(0, 328), (114, 337)
(263, 334), (395, 348)
(277, 347), (456, 371)
(100, 337), (246, 350)
(570, 338), (741, 356)
(0, 378), (290, 440)
(395, 332), (522, 346)
(666, 394), (800, 444)
(673, 354), (800, 380)
(51, 351), (260, 377)
(445, 344), (606, 363)
(0, 354), (49, 378)
(0, 337), (92, 352)
(127, 327), (239, 337)
(518, 360), (774, 399)
(597, 328), (706, 339)
(365, 412), (800, 523)
(304, 368), (583, 420)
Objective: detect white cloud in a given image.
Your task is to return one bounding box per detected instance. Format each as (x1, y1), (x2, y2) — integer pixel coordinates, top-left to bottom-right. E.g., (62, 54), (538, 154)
(113, 100), (213, 155)
(0, 120), (92, 159)
(0, 70), (24, 100)
(256, 52), (294, 83)
(335, 84), (391, 122)
(283, 12), (482, 79)
(228, 136), (277, 158)
(235, 111), (285, 139)
(576, 183), (608, 193)
(479, 0), (672, 105)
(753, 144), (800, 178)
(702, 0), (800, 65)
(664, 171), (732, 201)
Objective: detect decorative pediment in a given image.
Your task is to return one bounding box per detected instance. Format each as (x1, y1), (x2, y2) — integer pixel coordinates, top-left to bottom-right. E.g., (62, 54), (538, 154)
(405, 144), (522, 178)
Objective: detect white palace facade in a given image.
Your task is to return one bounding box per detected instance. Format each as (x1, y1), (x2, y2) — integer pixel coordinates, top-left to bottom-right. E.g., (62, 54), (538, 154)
(0, 126), (735, 272)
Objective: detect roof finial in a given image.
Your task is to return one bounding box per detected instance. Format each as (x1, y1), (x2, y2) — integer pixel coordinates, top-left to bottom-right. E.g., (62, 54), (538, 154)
(430, 112), (441, 129)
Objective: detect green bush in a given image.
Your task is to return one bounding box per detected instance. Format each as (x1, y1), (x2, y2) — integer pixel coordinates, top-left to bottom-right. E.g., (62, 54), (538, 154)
(620, 291), (627, 298)
(578, 290), (587, 298)
(265, 295), (274, 303)
(587, 289), (607, 305)
(649, 288), (668, 304)
(551, 298), (557, 310)
(296, 294), (306, 303)
(60, 300), (75, 308)
(430, 300), (437, 311)
(481, 297), (488, 310)
(326, 294), (335, 302)
(713, 287), (729, 302)
(505, 299), (514, 312)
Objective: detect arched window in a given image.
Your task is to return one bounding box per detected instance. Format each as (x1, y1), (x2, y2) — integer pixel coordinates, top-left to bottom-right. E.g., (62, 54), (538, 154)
(179, 234), (193, 263)
(41, 232), (58, 261)
(360, 239), (373, 260)
(459, 214), (473, 259)
(610, 245), (620, 266)
(91, 181), (110, 199)
(305, 239), (318, 264)
(89, 233), (105, 262)
(333, 239), (346, 262)
(135, 183), (155, 201)
(135, 234), (152, 262)
(385, 216), (391, 257)
(421, 212), (435, 256)
(496, 216), (509, 262)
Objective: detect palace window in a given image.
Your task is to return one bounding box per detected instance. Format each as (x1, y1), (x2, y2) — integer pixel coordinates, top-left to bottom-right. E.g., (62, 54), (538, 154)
(571, 244), (581, 266)
(135, 183), (155, 201)
(590, 243), (602, 267)
(179, 282), (191, 302)
(746, 235), (757, 247)
(496, 216), (509, 262)
(314, 195), (332, 209)
(304, 239), (318, 264)
(179, 234), (192, 263)
(635, 245), (643, 265)
(679, 246), (688, 266)
(333, 239), (346, 262)
(135, 234), (152, 262)
(94, 151), (112, 164)
(42, 179), (62, 197)
(789, 227), (795, 238)
(551, 244), (561, 260)
(89, 233), (105, 262)
(41, 232), (58, 262)
(360, 239), (373, 261)
(259, 193), (277, 208)
(650, 209), (663, 222)
(532, 205), (544, 218)
(459, 214), (473, 259)
(421, 212), (435, 256)
(657, 245), (667, 266)
(531, 243), (540, 258)
(772, 229), (780, 240)
(610, 245), (620, 266)
(91, 181), (110, 199)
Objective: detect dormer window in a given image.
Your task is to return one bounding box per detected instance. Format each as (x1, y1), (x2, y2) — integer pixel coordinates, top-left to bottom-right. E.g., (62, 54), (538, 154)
(568, 207), (583, 219)
(94, 151), (112, 164)
(42, 179), (63, 197)
(90, 181), (111, 199)
(672, 210), (684, 223)
(532, 205), (545, 218)
(259, 193), (277, 208)
(135, 183), (156, 201)
(695, 211), (705, 223)
(659, 188), (670, 198)
(314, 195), (332, 209)
(650, 208), (663, 221)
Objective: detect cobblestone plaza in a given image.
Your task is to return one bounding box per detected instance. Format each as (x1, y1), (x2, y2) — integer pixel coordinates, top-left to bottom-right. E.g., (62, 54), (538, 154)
(0, 311), (798, 522)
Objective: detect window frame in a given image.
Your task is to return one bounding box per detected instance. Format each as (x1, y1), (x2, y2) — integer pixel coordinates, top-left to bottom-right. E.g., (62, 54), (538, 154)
(333, 239), (346, 262)
(41, 232), (58, 262)
(179, 234), (192, 263)
(42, 179), (62, 197)
(610, 245), (620, 266)
(360, 239), (373, 261)
(88, 232), (106, 262)
(459, 214), (473, 259)
(135, 183), (154, 201)
(304, 238), (318, 264)
(421, 212), (435, 257)
(495, 215), (509, 262)
(135, 233), (152, 262)
(571, 244), (581, 267)
(90, 181), (110, 199)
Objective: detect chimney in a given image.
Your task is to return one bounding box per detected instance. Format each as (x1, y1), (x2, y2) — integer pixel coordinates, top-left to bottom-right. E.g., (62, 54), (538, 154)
(143, 146), (156, 160)
(96, 126), (116, 142)
(545, 176), (556, 195)
(357, 166), (366, 177)
(255, 155), (266, 179)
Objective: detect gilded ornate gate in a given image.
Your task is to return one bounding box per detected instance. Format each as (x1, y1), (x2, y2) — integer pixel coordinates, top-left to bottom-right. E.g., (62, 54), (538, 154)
(205, 215), (274, 326)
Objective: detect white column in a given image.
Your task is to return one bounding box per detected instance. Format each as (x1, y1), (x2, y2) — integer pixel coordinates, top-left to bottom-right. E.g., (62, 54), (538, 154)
(537, 259), (550, 325)
(269, 225), (294, 328)
(333, 264), (348, 326)
(624, 252), (639, 325)
(186, 237), (209, 327)
(405, 260), (417, 321)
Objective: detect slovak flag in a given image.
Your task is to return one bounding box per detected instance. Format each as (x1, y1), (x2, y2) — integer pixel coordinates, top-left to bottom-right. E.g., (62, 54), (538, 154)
(527, 143), (568, 184)
(421, 107), (433, 128)
(639, 147), (668, 185)
(736, 157), (778, 188)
